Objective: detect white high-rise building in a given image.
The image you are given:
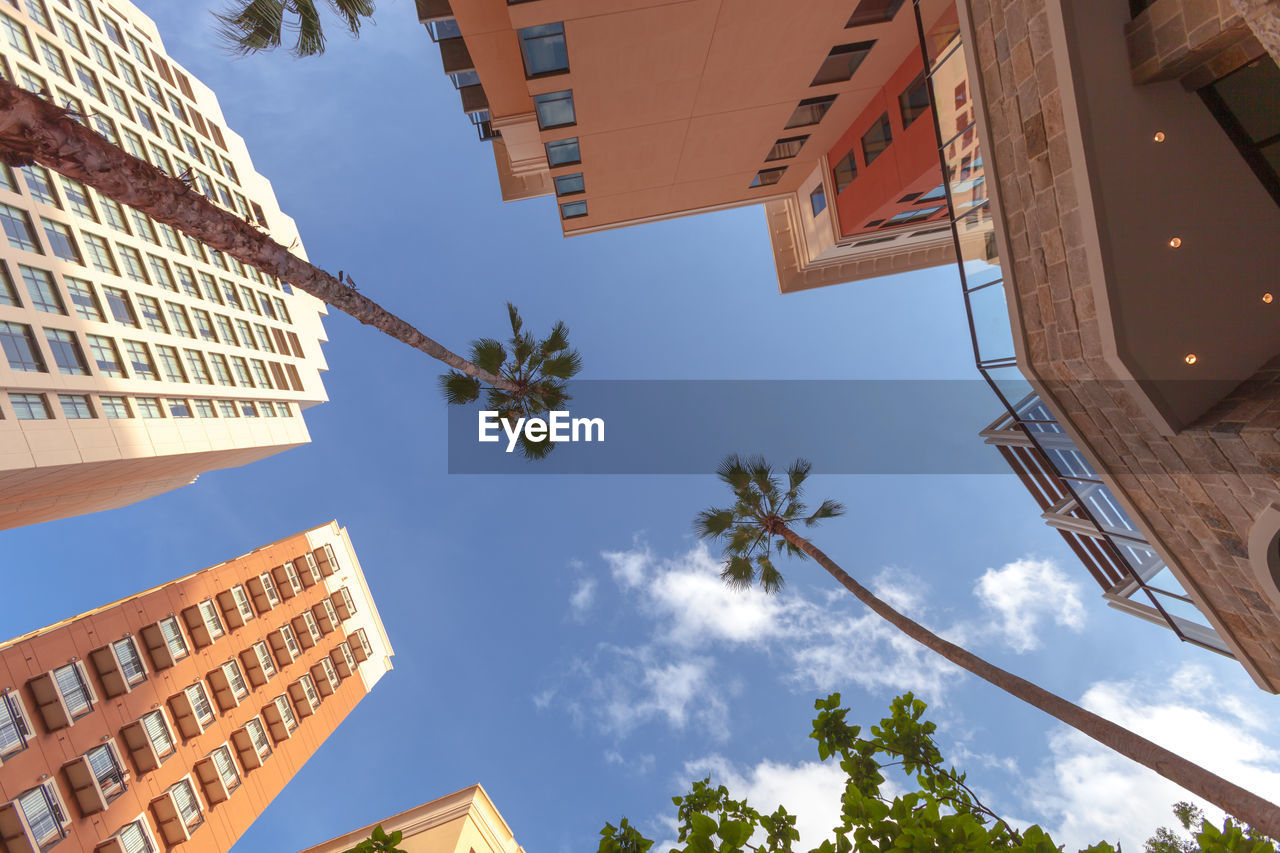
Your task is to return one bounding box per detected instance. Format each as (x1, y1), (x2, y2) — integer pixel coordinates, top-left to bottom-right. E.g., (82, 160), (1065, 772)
(0, 0), (329, 529)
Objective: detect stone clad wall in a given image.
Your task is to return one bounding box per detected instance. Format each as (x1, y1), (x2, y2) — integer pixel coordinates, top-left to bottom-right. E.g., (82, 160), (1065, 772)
(963, 0), (1280, 690)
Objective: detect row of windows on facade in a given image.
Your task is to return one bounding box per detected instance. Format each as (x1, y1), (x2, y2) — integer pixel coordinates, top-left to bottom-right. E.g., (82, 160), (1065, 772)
(0, 319), (305, 397)
(0, 614), (367, 852)
(0, 165), (295, 326)
(0, 0), (253, 213)
(1, 390), (296, 421)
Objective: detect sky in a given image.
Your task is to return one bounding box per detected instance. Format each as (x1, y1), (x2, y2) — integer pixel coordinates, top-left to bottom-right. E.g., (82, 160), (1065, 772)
(3, 2), (1280, 851)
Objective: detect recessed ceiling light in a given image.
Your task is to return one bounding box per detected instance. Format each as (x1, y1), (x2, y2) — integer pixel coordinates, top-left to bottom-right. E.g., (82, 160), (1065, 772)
(1153, 131), (1166, 142)
(1168, 237), (1182, 248)
(1264, 293), (1274, 304)
(1185, 353), (1198, 365)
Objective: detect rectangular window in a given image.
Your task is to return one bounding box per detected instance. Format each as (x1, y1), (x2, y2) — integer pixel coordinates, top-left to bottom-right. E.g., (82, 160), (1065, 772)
(254, 642), (276, 678)
(861, 112), (893, 165)
(280, 624), (300, 657)
(17, 784), (65, 847)
(20, 165), (59, 207)
(212, 745), (239, 791)
(167, 303), (194, 337)
(533, 89), (576, 129)
(62, 179), (96, 221)
(847, 0), (905, 25)
(899, 71), (930, 128)
(1, 11), (34, 60)
(64, 276), (103, 320)
(192, 309), (216, 341)
(560, 200), (587, 219)
(142, 709), (174, 757)
(185, 682), (214, 725)
(553, 173), (584, 196)
(545, 137), (581, 167)
(0, 693), (31, 758)
(87, 743), (126, 800)
(87, 334), (124, 377)
(209, 352), (233, 386)
(518, 22), (568, 77)
(136, 396), (163, 418)
(118, 821), (155, 853)
(46, 330), (88, 375)
(749, 167), (786, 188)
(193, 399), (215, 418)
(811, 41), (875, 86)
(117, 244), (148, 283)
(99, 198), (128, 233)
(112, 638), (146, 685)
(122, 340), (157, 379)
(83, 232), (117, 274)
(58, 394), (93, 418)
(184, 350), (211, 384)
(810, 186), (828, 216)
(0, 202), (41, 252)
(198, 600), (224, 639)
(42, 219), (81, 263)
(274, 695), (297, 731)
(9, 392), (50, 419)
(100, 396), (131, 418)
(833, 150), (858, 194)
(765, 135), (809, 161)
(246, 717), (270, 759)
(20, 265), (63, 313)
(160, 616), (188, 659)
(54, 662), (92, 717)
(154, 345), (186, 383)
(223, 660), (248, 699)
(135, 294), (166, 332)
(0, 263), (16, 307)
(1, 321), (47, 372)
(785, 94), (837, 129)
(170, 778), (202, 829)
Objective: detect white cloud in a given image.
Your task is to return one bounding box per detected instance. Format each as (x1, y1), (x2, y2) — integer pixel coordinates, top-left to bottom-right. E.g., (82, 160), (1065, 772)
(569, 577), (597, 619)
(1029, 664), (1280, 851)
(604, 545), (652, 589)
(973, 558), (1085, 653)
(680, 756), (849, 850)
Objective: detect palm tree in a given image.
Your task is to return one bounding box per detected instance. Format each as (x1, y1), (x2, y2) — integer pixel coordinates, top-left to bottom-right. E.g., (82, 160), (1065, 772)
(215, 0), (375, 57)
(0, 80), (571, 411)
(695, 454), (1280, 837)
(440, 303), (582, 459)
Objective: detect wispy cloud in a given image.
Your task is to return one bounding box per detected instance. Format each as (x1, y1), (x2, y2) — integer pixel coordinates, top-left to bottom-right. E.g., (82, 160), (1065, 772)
(973, 558), (1085, 653)
(569, 577), (597, 620)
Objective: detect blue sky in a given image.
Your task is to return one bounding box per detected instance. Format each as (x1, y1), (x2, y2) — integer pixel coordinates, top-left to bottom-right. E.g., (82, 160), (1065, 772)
(3, 2), (1280, 851)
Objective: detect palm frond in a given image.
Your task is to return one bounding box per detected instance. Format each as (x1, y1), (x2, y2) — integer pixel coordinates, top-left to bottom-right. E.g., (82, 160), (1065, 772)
(518, 430), (555, 460)
(214, 0), (287, 55)
(727, 524), (757, 555)
(758, 554), (785, 594)
(716, 454), (752, 493)
(540, 351), (582, 380)
(438, 371), (481, 406)
(507, 302), (523, 336)
(324, 0), (375, 33)
(540, 320), (570, 355)
(787, 459), (811, 496)
(747, 456), (775, 496)
(693, 508), (736, 540)
(291, 0), (325, 56)
(805, 499), (846, 526)
(720, 555), (755, 590)
(469, 338), (506, 374)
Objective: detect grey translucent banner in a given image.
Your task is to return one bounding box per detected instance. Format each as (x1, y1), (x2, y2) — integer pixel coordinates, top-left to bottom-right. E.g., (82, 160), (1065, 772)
(446, 380), (1014, 474)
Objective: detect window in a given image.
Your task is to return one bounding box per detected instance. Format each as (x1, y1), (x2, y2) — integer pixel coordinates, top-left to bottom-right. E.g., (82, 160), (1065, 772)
(320, 656), (340, 688)
(135, 294), (166, 332)
(810, 186), (828, 216)
(100, 396), (131, 418)
(83, 232), (117, 274)
(102, 286), (136, 327)
(117, 244), (148, 283)
(44, 329), (88, 376)
(122, 340), (157, 379)
(1200, 56), (1280, 207)
(1, 692), (31, 758)
(0, 264), (16, 308)
(518, 22), (568, 77)
(9, 392), (50, 419)
(280, 624), (300, 657)
(198, 599), (224, 639)
(545, 137), (581, 168)
(230, 585), (254, 621)
(223, 660), (249, 699)
(193, 399), (215, 418)
(100, 198), (128, 233)
(20, 166), (59, 207)
(785, 94), (837, 129)
(185, 682), (214, 725)
(142, 708), (175, 758)
(58, 394), (93, 418)
(885, 204), (943, 223)
(749, 167), (787, 188)
(1, 321), (46, 372)
(53, 662), (93, 718)
(137, 397), (163, 418)
(274, 694), (297, 732)
(559, 199), (587, 219)
(765, 135), (809, 161)
(184, 350), (211, 384)
(0, 202), (41, 251)
(16, 783), (65, 848)
(155, 345), (187, 383)
(811, 41), (875, 86)
(899, 71), (930, 128)
(212, 745), (240, 791)
(302, 610), (321, 641)
(20, 265), (63, 313)
(159, 616), (188, 660)
(112, 637), (146, 685)
(116, 821), (155, 853)
(63, 277), (102, 321)
(170, 778), (203, 830)
(533, 89), (576, 129)
(553, 173), (584, 197)
(861, 112), (893, 165)
(1, 11), (34, 60)
(87, 335), (124, 377)
(254, 642), (276, 679)
(41, 219), (80, 263)
(246, 717), (271, 759)
(236, 319), (256, 349)
(192, 309), (216, 341)
(86, 743), (126, 801)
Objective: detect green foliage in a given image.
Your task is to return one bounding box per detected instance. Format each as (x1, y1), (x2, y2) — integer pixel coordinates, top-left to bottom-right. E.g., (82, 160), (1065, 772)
(600, 693), (1123, 853)
(1145, 802), (1278, 853)
(694, 455), (845, 593)
(344, 824), (406, 853)
(437, 303), (583, 460)
(215, 0), (376, 57)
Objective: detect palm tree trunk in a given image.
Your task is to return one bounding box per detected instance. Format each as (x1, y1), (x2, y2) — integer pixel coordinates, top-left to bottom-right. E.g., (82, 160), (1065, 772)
(0, 80), (518, 393)
(778, 525), (1280, 836)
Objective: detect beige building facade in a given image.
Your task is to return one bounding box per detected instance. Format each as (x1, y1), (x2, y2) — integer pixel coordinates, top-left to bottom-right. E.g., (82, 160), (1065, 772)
(0, 0), (330, 530)
(298, 784), (524, 853)
(0, 521), (393, 852)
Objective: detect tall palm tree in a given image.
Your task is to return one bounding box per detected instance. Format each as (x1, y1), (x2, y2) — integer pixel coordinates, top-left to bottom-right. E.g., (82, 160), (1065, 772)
(695, 454), (1280, 837)
(0, 81), (567, 410)
(440, 303), (582, 459)
(215, 0), (375, 57)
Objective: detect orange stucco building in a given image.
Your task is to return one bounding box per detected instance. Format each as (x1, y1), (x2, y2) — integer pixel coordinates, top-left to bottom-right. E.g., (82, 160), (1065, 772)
(0, 521), (393, 852)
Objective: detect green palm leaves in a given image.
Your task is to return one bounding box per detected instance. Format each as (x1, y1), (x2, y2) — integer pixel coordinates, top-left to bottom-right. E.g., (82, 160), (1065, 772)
(695, 455), (845, 593)
(215, 0), (375, 57)
(439, 303), (583, 459)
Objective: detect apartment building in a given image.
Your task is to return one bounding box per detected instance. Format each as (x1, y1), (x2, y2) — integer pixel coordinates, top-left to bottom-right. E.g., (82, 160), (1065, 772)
(298, 784), (524, 853)
(0, 521), (393, 851)
(0, 0), (331, 531)
(415, 0), (1280, 690)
